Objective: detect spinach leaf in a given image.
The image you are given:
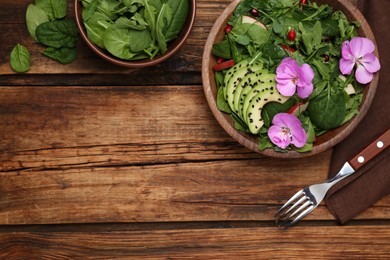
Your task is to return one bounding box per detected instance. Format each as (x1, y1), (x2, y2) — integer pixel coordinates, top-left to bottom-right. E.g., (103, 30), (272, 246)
(115, 14), (148, 30)
(155, 3), (173, 53)
(262, 97), (298, 127)
(43, 47), (77, 64)
(308, 84), (346, 130)
(10, 43), (31, 73)
(26, 4), (49, 42)
(83, 12), (112, 48)
(103, 27), (134, 60)
(128, 29), (152, 52)
(36, 20), (79, 48)
(164, 0), (189, 42)
(212, 38), (232, 60)
(35, 0), (67, 20)
(217, 87), (232, 113)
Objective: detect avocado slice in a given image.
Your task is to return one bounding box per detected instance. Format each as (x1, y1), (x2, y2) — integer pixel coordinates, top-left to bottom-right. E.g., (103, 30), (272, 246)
(223, 60), (249, 98)
(240, 72), (275, 120)
(245, 90), (289, 134)
(231, 63), (264, 114)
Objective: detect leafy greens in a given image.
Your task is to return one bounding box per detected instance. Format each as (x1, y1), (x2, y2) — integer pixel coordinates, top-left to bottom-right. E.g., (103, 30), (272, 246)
(81, 0), (189, 60)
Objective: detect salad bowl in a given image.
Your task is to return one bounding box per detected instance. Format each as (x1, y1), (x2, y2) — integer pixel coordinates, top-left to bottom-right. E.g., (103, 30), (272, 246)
(202, 0), (379, 158)
(75, 0), (196, 68)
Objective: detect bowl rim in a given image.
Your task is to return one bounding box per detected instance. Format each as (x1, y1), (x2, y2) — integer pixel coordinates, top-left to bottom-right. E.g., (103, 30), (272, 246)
(202, 0), (380, 158)
(74, 0), (196, 68)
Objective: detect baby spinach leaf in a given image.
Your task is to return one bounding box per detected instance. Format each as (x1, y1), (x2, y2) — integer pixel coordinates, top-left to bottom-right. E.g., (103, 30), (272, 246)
(217, 87), (232, 113)
(308, 84), (346, 130)
(43, 47), (77, 64)
(103, 27), (134, 60)
(128, 29), (152, 52)
(155, 3), (173, 53)
(10, 43), (30, 73)
(35, 0), (67, 20)
(36, 20), (79, 48)
(164, 0), (189, 42)
(26, 4), (49, 42)
(212, 38), (232, 60)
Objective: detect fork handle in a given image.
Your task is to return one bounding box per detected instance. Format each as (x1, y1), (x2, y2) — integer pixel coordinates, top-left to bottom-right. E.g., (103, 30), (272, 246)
(348, 128), (390, 171)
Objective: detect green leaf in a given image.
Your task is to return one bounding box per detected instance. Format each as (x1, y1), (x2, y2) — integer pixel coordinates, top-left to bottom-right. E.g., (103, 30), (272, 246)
(43, 47), (77, 64)
(217, 87), (232, 113)
(308, 84), (346, 130)
(35, 0), (67, 20)
(36, 20), (79, 48)
(212, 39), (232, 60)
(155, 3), (173, 53)
(10, 43), (30, 73)
(164, 0), (189, 42)
(128, 29), (152, 53)
(103, 27), (134, 60)
(26, 4), (49, 42)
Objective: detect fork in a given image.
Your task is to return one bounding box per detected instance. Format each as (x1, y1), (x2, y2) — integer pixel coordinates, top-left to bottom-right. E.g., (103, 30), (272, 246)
(274, 128), (390, 229)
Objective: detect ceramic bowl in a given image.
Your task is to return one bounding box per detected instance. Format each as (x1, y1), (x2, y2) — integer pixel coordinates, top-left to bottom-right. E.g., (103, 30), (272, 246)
(74, 0), (196, 68)
(202, 0), (379, 158)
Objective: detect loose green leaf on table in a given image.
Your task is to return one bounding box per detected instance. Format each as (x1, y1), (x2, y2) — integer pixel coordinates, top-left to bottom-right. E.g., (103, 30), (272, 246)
(43, 47), (77, 64)
(26, 4), (49, 42)
(10, 43), (31, 73)
(36, 20), (79, 48)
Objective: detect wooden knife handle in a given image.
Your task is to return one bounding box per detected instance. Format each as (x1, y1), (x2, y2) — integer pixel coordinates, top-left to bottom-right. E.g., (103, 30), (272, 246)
(349, 128), (390, 170)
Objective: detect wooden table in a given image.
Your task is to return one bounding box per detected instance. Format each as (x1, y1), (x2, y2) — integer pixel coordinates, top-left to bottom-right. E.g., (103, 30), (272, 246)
(1, 0), (389, 258)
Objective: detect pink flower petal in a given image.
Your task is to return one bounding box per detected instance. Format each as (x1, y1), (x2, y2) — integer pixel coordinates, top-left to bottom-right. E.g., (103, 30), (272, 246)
(291, 127), (307, 148)
(349, 37), (375, 58)
(276, 81), (296, 97)
(361, 53), (381, 73)
(339, 58), (355, 75)
(341, 41), (353, 60)
(268, 125), (290, 149)
(296, 83), (313, 99)
(355, 64), (374, 84)
(298, 64), (314, 85)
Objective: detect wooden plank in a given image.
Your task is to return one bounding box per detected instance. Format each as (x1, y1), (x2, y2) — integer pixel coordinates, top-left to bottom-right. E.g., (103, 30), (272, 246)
(0, 225), (388, 258)
(1, 86), (389, 225)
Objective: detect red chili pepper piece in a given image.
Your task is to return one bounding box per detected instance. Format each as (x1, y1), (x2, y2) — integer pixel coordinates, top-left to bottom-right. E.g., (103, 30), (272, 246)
(300, 0), (308, 4)
(212, 59), (235, 71)
(279, 44), (296, 53)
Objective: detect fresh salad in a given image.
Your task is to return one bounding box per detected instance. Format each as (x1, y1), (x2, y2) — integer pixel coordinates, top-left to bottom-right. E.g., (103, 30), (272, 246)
(212, 0), (380, 153)
(80, 0), (189, 60)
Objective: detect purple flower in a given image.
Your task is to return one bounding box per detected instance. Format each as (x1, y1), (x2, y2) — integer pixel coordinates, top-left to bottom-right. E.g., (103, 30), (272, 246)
(276, 57), (314, 99)
(339, 37), (381, 84)
(268, 113), (307, 149)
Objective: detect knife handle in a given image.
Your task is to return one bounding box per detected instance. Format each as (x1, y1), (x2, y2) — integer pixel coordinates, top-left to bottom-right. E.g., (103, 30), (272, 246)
(349, 128), (390, 170)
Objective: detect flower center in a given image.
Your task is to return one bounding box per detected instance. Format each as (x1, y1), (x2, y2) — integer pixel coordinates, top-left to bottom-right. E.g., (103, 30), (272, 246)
(282, 127), (292, 140)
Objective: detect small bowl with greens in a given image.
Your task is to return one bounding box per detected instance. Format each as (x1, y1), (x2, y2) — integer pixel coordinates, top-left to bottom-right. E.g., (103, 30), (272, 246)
(75, 0), (196, 67)
(202, 0), (380, 158)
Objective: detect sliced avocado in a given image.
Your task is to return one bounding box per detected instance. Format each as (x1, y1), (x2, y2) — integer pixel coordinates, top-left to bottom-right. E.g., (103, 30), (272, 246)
(240, 72), (275, 120)
(223, 60), (249, 98)
(245, 90), (289, 134)
(231, 64), (264, 114)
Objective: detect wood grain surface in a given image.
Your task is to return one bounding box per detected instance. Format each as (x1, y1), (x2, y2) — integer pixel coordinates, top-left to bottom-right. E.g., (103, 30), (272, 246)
(1, 0), (389, 258)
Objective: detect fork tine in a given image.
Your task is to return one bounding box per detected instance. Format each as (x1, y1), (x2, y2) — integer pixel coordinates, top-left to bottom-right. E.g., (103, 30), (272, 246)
(285, 200), (312, 221)
(284, 205), (316, 229)
(275, 195), (306, 223)
(273, 189), (303, 219)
